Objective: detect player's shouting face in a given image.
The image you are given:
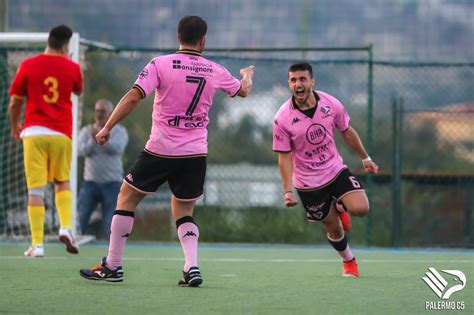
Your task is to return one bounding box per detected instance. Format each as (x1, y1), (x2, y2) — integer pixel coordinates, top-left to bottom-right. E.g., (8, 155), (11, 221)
(288, 70), (315, 106)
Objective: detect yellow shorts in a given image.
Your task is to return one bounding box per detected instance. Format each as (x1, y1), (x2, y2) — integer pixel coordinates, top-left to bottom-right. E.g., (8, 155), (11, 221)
(23, 135), (72, 188)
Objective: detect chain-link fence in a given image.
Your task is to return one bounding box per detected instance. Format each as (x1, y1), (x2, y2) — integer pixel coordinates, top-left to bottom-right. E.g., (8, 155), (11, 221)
(0, 41), (471, 246)
(78, 46), (473, 246)
(371, 62), (474, 247)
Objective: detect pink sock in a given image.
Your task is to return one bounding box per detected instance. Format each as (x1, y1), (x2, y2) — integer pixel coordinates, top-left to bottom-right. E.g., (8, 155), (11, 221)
(327, 233), (354, 262)
(106, 211), (134, 270)
(177, 218), (199, 272)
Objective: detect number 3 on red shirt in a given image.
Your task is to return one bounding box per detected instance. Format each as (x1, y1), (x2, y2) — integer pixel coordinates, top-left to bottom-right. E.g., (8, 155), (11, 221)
(43, 76), (59, 104)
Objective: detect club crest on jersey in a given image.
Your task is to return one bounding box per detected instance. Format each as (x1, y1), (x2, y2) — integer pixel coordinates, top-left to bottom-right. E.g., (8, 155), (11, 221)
(320, 105), (330, 115)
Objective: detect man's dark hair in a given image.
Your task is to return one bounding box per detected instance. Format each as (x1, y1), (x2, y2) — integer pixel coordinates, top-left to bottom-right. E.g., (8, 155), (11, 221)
(48, 25), (73, 50)
(178, 16), (207, 46)
(288, 62), (313, 78)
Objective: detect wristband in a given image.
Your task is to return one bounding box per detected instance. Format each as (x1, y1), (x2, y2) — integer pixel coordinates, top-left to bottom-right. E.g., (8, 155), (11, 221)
(362, 156), (372, 163)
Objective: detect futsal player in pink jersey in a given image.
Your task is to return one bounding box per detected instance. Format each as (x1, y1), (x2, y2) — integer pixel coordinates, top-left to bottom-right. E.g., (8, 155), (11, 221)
(273, 62), (378, 277)
(80, 16), (254, 286)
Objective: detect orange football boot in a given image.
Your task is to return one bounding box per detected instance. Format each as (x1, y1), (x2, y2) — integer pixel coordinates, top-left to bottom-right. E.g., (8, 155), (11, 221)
(342, 258), (359, 277)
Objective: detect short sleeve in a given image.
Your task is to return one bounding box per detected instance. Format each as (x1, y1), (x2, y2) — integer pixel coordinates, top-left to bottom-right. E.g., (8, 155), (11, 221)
(333, 99), (350, 132)
(9, 62), (27, 98)
(74, 64), (83, 94)
(133, 59), (159, 98)
(272, 117), (291, 152)
(217, 65), (241, 97)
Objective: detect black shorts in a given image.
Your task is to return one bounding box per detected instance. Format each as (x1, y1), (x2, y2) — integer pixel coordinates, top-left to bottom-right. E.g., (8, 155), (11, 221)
(296, 168), (364, 222)
(124, 150), (207, 200)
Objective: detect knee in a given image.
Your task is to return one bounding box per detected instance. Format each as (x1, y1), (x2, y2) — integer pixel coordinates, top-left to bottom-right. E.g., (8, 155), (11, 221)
(327, 229), (344, 240)
(348, 204), (369, 217)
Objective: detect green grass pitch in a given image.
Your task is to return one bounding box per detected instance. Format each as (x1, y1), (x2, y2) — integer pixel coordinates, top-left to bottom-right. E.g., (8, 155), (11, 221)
(1, 243), (472, 314)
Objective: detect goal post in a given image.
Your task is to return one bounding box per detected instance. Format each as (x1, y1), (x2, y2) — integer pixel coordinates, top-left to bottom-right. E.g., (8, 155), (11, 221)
(0, 32), (81, 240)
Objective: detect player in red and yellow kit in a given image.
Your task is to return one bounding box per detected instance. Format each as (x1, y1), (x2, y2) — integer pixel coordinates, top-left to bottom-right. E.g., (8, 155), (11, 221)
(9, 25), (83, 257)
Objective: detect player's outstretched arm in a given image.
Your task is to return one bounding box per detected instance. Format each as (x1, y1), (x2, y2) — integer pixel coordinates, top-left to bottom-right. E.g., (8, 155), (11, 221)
(237, 65), (255, 97)
(340, 126), (379, 174)
(278, 152), (298, 207)
(95, 87), (141, 146)
(8, 96), (23, 141)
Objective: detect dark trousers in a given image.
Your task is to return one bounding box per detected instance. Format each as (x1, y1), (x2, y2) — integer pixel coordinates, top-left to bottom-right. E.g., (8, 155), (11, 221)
(78, 180), (121, 239)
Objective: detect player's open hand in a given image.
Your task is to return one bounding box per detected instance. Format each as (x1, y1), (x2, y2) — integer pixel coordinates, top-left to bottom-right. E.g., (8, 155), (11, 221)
(284, 191), (298, 207)
(95, 127), (111, 146)
(240, 65), (255, 79)
(11, 124), (21, 141)
(363, 160), (379, 174)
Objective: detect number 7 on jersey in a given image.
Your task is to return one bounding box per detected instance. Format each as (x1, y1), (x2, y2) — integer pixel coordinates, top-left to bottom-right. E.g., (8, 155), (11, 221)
(185, 76), (206, 116)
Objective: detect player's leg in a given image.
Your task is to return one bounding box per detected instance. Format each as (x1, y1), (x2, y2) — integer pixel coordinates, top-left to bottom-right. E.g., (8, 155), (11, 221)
(25, 191), (46, 257)
(335, 169), (368, 217)
(340, 191), (369, 217)
(173, 197), (203, 287)
(105, 182), (145, 268)
(334, 200), (352, 231)
(297, 181), (359, 277)
(53, 179), (79, 254)
(77, 181), (100, 235)
(323, 207), (359, 277)
(23, 136), (48, 257)
(296, 187), (352, 261)
(169, 156), (206, 287)
(79, 182), (145, 282)
(49, 135), (79, 253)
(330, 169), (367, 276)
(80, 151), (164, 282)
(172, 196), (199, 271)
(331, 169), (368, 231)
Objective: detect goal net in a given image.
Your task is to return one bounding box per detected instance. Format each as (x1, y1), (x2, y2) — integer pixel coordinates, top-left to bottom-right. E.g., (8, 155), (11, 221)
(0, 33), (83, 241)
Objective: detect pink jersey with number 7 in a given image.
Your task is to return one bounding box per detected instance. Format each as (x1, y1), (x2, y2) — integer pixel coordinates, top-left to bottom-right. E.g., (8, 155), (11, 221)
(133, 49), (241, 157)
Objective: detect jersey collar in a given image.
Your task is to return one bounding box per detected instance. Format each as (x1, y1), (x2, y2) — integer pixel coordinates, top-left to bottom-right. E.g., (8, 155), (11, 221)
(176, 49), (202, 56)
(291, 90), (320, 110)
(41, 52), (66, 57)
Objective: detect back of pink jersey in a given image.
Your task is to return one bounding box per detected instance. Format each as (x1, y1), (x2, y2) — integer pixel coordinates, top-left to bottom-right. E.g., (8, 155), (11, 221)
(134, 50), (241, 156)
(273, 91), (350, 189)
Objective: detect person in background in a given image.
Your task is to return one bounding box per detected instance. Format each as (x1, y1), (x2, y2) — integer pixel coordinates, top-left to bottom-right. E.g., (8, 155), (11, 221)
(78, 99), (128, 240)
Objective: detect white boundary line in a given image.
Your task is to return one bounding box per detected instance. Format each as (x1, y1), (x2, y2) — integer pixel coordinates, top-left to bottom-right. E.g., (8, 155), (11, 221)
(1, 256), (472, 263)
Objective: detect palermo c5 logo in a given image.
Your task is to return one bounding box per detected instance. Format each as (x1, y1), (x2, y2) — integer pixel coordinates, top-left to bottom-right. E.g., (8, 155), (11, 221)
(422, 267), (466, 299)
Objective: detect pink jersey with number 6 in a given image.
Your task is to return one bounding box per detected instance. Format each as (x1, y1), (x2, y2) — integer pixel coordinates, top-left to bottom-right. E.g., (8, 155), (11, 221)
(272, 91), (351, 189)
(134, 49), (241, 157)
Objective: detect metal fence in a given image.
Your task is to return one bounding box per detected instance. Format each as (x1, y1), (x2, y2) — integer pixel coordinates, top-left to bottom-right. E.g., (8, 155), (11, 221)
(1, 41), (472, 246)
(78, 45), (473, 246)
(374, 62), (474, 247)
